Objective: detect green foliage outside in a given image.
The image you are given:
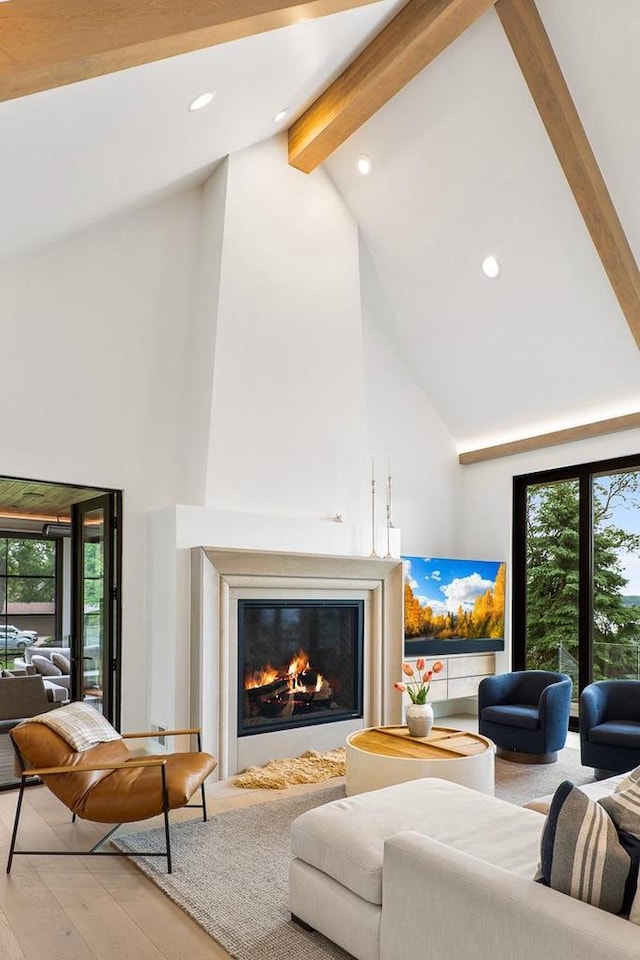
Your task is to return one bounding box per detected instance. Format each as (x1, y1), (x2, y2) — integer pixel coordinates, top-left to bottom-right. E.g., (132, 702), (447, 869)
(526, 473), (640, 682)
(0, 538), (56, 654)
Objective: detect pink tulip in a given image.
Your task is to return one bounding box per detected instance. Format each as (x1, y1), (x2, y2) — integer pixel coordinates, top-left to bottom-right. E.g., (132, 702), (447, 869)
(423, 670), (433, 682)
(394, 682), (407, 692)
(402, 663), (414, 677)
(416, 657), (426, 671)
(432, 661), (445, 674)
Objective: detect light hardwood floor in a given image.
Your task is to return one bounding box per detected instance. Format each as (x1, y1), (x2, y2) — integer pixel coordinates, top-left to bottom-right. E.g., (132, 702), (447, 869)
(0, 773), (338, 960)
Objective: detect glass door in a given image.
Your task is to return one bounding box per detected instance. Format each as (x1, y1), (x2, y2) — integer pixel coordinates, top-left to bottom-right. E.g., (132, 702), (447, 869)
(591, 471), (640, 683)
(71, 494), (120, 725)
(514, 457), (640, 727)
(517, 477), (581, 716)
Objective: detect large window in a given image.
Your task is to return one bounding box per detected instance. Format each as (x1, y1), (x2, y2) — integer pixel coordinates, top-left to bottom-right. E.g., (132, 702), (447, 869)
(0, 534), (61, 668)
(513, 454), (640, 720)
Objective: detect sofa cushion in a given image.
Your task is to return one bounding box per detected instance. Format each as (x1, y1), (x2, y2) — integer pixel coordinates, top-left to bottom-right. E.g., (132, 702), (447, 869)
(539, 780), (635, 915)
(31, 655), (62, 677)
(481, 704), (540, 729)
(589, 721), (640, 748)
(42, 680), (68, 703)
(50, 651), (70, 674)
(291, 778), (543, 906)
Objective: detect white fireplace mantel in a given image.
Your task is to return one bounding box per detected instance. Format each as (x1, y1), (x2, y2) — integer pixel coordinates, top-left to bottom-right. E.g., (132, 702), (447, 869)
(190, 547), (404, 778)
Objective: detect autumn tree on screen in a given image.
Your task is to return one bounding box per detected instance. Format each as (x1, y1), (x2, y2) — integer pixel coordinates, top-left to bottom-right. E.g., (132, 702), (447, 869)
(404, 563), (506, 640)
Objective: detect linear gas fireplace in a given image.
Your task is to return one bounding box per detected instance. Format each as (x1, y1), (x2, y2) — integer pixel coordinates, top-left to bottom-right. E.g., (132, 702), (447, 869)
(238, 599), (364, 736)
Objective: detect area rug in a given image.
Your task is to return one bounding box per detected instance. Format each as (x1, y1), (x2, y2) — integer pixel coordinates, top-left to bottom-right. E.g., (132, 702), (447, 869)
(233, 747), (346, 789)
(114, 749), (595, 960)
(115, 785), (351, 960)
(494, 745), (593, 805)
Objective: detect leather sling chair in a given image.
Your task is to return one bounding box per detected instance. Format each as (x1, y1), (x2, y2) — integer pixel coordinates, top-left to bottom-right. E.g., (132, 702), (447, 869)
(7, 709), (216, 874)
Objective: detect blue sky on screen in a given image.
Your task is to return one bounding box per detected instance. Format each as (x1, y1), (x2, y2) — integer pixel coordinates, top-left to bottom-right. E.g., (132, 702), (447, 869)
(402, 556), (502, 618)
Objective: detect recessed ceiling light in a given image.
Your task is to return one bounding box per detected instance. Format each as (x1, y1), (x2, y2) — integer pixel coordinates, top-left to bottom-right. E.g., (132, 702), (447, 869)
(356, 154), (373, 175)
(481, 255), (500, 279)
(189, 91), (216, 112)
(272, 108), (290, 123)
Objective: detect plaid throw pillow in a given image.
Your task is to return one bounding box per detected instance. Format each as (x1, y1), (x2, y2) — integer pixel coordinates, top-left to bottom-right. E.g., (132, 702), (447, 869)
(539, 780), (636, 915)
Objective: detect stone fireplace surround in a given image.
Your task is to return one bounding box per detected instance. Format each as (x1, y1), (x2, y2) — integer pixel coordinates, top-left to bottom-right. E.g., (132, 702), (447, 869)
(190, 548), (404, 778)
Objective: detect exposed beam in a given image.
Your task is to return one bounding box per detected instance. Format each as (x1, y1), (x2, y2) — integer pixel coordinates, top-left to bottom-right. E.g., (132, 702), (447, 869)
(459, 412), (640, 465)
(288, 0), (497, 173)
(0, 0), (381, 102)
(495, 0), (640, 350)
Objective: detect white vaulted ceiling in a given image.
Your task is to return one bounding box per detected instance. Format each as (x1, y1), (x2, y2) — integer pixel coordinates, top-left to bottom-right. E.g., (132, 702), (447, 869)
(3, 0), (640, 453)
(0, 1), (402, 261)
(326, 0), (640, 451)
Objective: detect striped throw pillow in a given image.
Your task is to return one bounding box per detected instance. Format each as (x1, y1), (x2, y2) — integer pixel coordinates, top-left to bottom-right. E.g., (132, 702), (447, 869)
(599, 770), (640, 924)
(539, 781), (635, 915)
(600, 775), (640, 837)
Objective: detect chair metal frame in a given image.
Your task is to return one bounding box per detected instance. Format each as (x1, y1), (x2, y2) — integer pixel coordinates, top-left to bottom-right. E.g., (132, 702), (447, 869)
(6, 727), (208, 875)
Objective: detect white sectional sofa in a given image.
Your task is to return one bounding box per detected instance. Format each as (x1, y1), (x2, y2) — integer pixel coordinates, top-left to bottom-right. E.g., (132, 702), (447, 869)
(289, 777), (640, 960)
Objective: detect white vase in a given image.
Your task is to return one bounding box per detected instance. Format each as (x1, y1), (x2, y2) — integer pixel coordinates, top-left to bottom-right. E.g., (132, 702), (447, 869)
(405, 701), (434, 738)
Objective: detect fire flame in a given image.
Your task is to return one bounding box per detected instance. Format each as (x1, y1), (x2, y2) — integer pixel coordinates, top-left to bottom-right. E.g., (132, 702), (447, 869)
(245, 662), (279, 690)
(244, 649), (325, 694)
(287, 651), (310, 677)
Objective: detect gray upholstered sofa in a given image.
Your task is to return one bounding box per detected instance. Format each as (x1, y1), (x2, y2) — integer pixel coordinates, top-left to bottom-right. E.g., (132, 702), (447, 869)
(13, 646), (71, 703)
(0, 674), (60, 721)
(290, 776), (640, 960)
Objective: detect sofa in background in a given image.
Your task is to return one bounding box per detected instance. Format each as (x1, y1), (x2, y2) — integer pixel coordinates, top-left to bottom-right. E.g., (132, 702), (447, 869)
(0, 675), (60, 723)
(290, 776), (640, 960)
(13, 646), (71, 703)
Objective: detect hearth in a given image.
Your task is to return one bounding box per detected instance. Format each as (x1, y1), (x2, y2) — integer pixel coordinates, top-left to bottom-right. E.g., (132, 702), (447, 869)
(238, 599), (364, 736)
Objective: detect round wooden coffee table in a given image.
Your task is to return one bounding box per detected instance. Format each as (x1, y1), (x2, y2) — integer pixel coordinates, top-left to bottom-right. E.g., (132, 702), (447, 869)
(345, 725), (495, 797)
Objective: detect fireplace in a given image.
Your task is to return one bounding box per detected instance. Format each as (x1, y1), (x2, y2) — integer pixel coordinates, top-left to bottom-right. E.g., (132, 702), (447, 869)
(190, 548), (404, 777)
(238, 599), (364, 736)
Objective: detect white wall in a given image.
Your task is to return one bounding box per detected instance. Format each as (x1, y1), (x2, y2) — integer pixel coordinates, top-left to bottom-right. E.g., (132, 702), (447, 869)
(179, 161), (228, 507)
(359, 236), (460, 556)
(202, 136), (371, 525)
(0, 188), (202, 729)
(458, 427), (640, 673)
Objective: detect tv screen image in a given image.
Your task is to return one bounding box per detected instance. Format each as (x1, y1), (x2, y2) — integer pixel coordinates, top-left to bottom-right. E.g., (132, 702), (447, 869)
(403, 556), (505, 656)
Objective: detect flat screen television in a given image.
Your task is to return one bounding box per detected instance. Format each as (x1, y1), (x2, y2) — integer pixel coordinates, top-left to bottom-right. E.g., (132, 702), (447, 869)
(403, 556), (505, 657)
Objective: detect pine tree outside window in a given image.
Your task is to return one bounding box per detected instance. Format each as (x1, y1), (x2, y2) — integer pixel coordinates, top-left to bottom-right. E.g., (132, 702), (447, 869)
(513, 455), (640, 724)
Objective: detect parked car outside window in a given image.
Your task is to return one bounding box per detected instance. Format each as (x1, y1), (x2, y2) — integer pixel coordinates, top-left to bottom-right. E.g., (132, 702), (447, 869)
(0, 625), (38, 649)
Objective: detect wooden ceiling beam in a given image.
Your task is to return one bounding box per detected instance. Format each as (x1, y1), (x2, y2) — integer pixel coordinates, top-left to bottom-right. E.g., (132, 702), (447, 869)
(495, 0), (640, 350)
(288, 0), (497, 173)
(459, 412), (640, 465)
(0, 0), (382, 102)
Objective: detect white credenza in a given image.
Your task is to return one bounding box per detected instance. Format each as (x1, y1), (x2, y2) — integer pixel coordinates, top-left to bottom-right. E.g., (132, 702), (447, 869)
(402, 653), (496, 705)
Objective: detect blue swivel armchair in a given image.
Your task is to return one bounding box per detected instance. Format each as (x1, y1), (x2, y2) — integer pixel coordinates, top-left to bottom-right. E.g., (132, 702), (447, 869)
(478, 670), (572, 763)
(580, 680), (640, 778)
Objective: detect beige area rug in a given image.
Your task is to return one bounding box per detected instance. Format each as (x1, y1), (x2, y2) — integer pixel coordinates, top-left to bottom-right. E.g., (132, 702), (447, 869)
(233, 748), (346, 789)
(115, 785), (351, 960)
(494, 745), (593, 805)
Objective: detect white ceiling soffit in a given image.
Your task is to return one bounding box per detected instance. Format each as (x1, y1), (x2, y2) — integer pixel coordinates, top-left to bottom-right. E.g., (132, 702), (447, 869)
(0, 0), (402, 263)
(326, 0), (640, 451)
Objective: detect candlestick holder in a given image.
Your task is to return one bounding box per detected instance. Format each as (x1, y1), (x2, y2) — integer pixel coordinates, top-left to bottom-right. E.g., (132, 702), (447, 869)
(370, 478), (379, 557)
(384, 501), (392, 558)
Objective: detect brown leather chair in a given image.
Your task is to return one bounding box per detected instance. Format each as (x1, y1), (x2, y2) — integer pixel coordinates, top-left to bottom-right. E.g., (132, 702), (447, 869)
(7, 713), (216, 874)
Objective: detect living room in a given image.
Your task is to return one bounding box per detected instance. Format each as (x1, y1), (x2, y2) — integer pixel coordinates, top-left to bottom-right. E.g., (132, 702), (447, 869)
(2, 1), (640, 957)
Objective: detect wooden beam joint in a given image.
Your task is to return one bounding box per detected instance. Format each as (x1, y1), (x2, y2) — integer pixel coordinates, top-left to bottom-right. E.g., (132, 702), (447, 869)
(288, 0), (497, 173)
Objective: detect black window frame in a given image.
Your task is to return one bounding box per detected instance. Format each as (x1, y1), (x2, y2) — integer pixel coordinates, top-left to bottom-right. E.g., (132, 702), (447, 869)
(0, 531), (63, 649)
